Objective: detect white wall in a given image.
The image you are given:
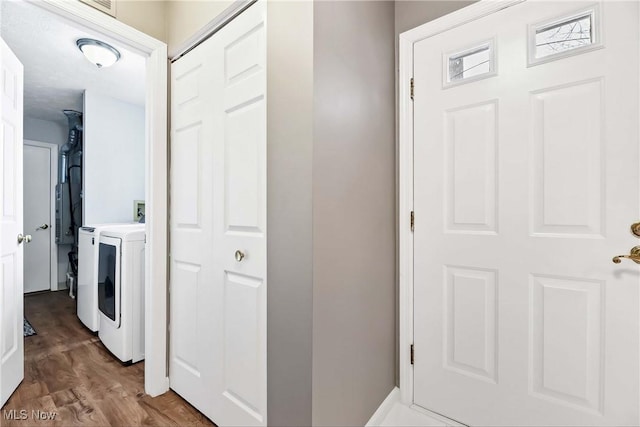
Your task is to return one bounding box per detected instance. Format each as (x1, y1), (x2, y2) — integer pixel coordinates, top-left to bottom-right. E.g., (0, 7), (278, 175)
(24, 116), (70, 286)
(24, 117), (67, 146)
(83, 91), (145, 225)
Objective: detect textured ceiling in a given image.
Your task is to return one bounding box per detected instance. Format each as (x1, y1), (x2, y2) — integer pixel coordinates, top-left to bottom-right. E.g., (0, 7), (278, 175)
(1, 0), (145, 126)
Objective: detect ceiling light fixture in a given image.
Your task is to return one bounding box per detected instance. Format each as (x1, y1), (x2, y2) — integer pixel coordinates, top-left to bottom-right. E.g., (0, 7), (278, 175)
(76, 38), (121, 68)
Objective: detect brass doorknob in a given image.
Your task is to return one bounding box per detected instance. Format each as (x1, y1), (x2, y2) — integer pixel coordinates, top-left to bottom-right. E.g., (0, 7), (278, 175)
(235, 250), (245, 262)
(17, 234), (32, 244)
(613, 246), (640, 264)
(631, 222), (640, 237)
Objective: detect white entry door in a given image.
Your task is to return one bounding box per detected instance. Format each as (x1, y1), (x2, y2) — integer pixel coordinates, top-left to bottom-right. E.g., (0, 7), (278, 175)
(413, 1), (639, 425)
(169, 2), (267, 426)
(0, 38), (24, 407)
(24, 142), (54, 293)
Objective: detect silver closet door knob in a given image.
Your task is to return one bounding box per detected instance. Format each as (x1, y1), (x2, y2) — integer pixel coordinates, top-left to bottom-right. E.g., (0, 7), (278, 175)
(17, 234), (32, 244)
(235, 250), (245, 262)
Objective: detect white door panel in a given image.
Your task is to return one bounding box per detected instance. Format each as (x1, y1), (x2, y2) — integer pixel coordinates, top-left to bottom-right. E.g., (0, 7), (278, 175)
(213, 6), (267, 423)
(170, 34), (215, 419)
(0, 38), (24, 407)
(170, 2), (267, 426)
(413, 1), (639, 425)
(24, 144), (51, 293)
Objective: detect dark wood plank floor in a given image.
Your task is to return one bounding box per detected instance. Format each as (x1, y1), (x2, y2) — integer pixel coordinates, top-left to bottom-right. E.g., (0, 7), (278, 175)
(1, 291), (215, 427)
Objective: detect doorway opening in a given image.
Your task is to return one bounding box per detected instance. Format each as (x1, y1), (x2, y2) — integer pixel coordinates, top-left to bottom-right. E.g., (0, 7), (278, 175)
(0, 0), (168, 411)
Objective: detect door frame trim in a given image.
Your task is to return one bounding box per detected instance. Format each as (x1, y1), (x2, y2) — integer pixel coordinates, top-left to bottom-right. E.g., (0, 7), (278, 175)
(398, 0), (525, 406)
(23, 140), (58, 292)
(30, 0), (169, 396)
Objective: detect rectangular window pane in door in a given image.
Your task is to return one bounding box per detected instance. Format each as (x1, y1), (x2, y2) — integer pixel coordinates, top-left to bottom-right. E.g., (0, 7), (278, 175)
(444, 40), (496, 88)
(529, 7), (601, 66)
(449, 47), (490, 80)
(536, 15), (592, 57)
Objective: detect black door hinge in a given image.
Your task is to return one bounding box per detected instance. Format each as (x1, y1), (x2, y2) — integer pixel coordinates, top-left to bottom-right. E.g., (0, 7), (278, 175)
(410, 344), (415, 365)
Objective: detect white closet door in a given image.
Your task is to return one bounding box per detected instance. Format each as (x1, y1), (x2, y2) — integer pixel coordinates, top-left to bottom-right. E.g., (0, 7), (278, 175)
(169, 2), (267, 426)
(0, 37), (24, 407)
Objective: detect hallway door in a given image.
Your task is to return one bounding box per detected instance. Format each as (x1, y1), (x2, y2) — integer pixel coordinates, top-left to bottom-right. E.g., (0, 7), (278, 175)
(0, 37), (25, 407)
(412, 1), (639, 425)
(169, 1), (267, 426)
(23, 141), (55, 293)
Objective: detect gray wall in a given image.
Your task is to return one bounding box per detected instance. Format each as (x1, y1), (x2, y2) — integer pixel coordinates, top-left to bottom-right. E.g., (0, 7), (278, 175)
(395, 0), (475, 38)
(312, 2), (396, 426)
(267, 2), (314, 426)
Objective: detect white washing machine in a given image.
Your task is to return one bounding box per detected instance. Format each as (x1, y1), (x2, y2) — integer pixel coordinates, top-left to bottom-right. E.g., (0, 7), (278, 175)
(77, 223), (143, 332)
(97, 225), (146, 363)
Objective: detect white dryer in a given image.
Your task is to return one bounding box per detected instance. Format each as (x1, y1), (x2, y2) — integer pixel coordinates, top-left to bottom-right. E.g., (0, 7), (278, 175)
(77, 223), (143, 332)
(97, 225), (146, 363)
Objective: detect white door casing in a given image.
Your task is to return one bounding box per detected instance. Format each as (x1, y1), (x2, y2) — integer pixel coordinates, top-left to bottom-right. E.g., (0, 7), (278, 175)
(0, 38), (24, 408)
(23, 142), (56, 293)
(404, 1), (640, 425)
(169, 2), (267, 426)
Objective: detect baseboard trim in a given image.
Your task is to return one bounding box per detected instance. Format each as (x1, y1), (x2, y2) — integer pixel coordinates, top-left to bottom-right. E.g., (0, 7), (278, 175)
(366, 387), (400, 426)
(410, 404), (466, 426)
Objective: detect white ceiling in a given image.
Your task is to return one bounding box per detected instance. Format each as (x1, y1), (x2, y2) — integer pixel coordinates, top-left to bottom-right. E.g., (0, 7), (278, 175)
(1, 0), (145, 126)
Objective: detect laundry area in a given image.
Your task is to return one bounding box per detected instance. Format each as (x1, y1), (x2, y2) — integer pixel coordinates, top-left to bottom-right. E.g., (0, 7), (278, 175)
(1, 0), (148, 377)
